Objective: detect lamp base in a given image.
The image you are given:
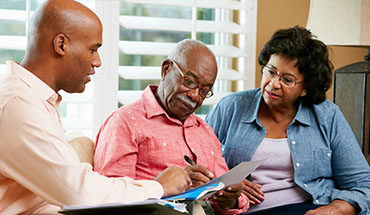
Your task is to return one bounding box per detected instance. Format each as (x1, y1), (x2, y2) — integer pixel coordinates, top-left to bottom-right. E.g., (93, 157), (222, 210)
(333, 61), (370, 163)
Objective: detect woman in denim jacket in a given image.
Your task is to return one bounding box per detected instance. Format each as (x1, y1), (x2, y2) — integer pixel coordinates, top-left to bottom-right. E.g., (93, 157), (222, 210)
(206, 26), (370, 215)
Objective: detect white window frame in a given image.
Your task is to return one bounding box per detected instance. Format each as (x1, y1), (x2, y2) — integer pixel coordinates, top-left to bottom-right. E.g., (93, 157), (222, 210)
(113, 0), (257, 118)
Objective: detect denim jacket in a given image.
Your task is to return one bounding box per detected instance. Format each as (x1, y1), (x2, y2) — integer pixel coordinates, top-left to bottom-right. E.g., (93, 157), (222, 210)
(206, 88), (370, 214)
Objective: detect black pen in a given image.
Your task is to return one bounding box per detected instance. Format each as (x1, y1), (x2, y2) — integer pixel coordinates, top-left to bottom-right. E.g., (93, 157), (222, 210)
(184, 155), (214, 180)
(184, 155), (196, 166)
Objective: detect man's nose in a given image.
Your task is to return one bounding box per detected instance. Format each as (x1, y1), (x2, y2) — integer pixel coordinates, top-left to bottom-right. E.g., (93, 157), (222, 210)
(187, 88), (203, 103)
(93, 53), (102, 68)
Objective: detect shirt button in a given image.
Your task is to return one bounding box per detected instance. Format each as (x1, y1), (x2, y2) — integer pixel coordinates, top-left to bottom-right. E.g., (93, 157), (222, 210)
(211, 150), (215, 155)
(315, 200), (319, 204)
(127, 111), (131, 114)
(291, 140), (296, 145)
(296, 162), (301, 167)
(327, 153), (331, 157)
(304, 184), (308, 187)
(162, 142), (166, 147)
(131, 117), (135, 120)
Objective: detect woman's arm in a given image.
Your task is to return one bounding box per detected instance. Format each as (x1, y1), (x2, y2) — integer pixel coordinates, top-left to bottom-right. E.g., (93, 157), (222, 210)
(305, 200), (356, 215)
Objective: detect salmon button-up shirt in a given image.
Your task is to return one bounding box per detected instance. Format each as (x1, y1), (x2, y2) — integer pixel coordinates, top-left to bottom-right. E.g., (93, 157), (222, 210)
(0, 61), (163, 214)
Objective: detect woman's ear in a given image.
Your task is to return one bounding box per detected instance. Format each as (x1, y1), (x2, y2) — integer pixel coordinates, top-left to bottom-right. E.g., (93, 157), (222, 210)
(300, 89), (307, 97)
(161, 59), (172, 81)
(53, 33), (68, 56)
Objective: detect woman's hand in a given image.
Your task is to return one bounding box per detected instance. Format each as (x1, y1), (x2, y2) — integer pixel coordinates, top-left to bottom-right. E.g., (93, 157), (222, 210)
(305, 200), (356, 215)
(241, 179), (264, 205)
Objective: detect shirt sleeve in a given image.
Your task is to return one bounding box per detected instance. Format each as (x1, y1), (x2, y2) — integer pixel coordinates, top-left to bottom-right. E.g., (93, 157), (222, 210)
(94, 109), (139, 179)
(328, 105), (370, 214)
(0, 95), (163, 207)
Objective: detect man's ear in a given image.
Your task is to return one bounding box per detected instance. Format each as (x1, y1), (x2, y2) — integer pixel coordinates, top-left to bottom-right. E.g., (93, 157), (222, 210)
(53, 33), (68, 56)
(161, 59), (172, 80)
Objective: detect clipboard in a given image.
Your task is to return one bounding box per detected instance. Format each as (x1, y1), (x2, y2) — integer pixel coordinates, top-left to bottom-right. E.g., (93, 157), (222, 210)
(162, 182), (224, 201)
(59, 200), (188, 215)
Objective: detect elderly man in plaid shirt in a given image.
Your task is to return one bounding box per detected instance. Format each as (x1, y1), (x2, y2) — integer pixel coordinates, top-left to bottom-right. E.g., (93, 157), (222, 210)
(94, 39), (250, 215)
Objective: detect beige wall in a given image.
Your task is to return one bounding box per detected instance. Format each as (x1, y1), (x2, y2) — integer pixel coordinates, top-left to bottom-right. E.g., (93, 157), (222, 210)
(256, 0), (368, 100)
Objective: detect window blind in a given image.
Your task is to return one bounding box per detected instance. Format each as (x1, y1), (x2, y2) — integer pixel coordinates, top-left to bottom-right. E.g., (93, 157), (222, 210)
(117, 0), (257, 114)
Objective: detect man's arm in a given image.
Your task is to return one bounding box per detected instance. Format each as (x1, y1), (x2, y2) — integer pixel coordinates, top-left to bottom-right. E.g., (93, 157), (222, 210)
(0, 95), (188, 206)
(94, 109), (139, 178)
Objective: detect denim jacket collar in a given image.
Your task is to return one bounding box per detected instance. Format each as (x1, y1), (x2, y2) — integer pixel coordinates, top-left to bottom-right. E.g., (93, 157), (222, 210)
(241, 89), (262, 125)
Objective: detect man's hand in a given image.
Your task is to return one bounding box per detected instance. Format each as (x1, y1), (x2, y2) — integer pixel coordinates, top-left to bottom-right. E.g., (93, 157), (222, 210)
(305, 200), (356, 215)
(184, 164), (214, 189)
(241, 179), (264, 205)
(210, 183), (243, 211)
(154, 166), (192, 197)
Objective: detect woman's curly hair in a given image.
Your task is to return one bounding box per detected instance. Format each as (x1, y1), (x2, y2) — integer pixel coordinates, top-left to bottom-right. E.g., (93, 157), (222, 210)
(258, 25), (333, 104)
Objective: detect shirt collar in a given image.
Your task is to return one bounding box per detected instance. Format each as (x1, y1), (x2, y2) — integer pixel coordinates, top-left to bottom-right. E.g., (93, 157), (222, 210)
(292, 99), (311, 126)
(142, 85), (200, 127)
(7, 61), (61, 106)
(242, 89), (263, 124)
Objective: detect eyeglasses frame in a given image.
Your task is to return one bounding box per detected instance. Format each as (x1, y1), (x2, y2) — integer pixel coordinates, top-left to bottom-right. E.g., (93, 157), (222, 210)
(169, 59), (214, 98)
(261, 65), (304, 87)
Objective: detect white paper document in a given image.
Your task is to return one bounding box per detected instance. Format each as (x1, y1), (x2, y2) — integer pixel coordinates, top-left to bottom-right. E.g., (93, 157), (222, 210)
(162, 157), (267, 201)
(197, 157), (268, 200)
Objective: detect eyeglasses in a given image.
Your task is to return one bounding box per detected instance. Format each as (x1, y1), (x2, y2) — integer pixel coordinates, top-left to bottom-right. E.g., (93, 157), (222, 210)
(262, 65), (304, 88)
(170, 59), (214, 98)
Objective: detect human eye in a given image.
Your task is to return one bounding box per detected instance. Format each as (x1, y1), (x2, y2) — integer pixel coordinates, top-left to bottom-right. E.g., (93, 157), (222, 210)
(183, 76), (197, 88)
(264, 66), (276, 77)
(268, 68), (276, 75)
(281, 76), (295, 84)
(90, 49), (98, 54)
(200, 88), (210, 97)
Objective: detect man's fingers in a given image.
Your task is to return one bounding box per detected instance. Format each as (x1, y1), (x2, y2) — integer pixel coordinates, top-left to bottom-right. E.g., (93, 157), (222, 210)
(190, 165), (214, 178)
(185, 164), (214, 186)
